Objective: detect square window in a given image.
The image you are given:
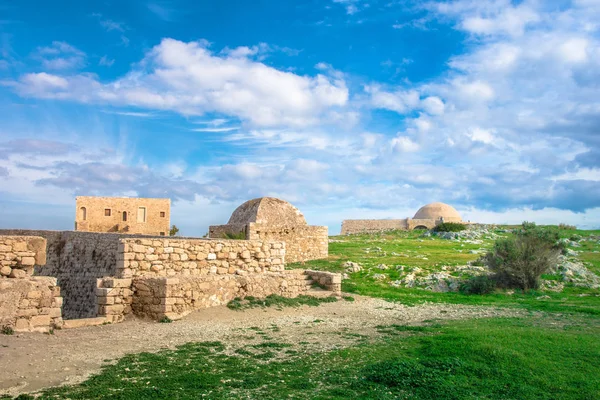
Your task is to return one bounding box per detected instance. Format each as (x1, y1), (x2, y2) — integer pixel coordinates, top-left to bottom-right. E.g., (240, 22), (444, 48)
(104, 209), (111, 217)
(160, 211), (166, 217)
(160, 232), (165, 236)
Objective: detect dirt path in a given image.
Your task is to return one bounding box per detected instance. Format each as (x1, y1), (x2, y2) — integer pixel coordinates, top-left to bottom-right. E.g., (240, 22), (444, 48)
(0, 296), (525, 396)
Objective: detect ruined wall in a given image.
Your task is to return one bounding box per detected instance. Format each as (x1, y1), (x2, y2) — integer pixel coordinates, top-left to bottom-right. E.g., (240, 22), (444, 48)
(247, 223), (328, 264)
(0, 277), (63, 332)
(0, 230), (122, 319)
(75, 196), (171, 236)
(116, 238), (285, 278)
(340, 219), (410, 235)
(0, 236), (46, 278)
(130, 270), (340, 321)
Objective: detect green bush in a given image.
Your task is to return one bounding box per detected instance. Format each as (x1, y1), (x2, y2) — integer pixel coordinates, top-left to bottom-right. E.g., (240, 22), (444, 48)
(484, 222), (562, 291)
(433, 222), (466, 232)
(1, 325), (14, 335)
(459, 275), (496, 295)
(558, 223), (576, 230)
(222, 232), (246, 240)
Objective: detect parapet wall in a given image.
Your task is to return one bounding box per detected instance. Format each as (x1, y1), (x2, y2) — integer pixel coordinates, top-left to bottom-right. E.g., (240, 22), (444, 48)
(117, 238), (285, 278)
(0, 236), (47, 278)
(340, 219), (409, 235)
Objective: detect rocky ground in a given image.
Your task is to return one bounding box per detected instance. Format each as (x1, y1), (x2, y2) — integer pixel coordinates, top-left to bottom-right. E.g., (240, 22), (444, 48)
(0, 295), (525, 397)
(341, 228), (600, 293)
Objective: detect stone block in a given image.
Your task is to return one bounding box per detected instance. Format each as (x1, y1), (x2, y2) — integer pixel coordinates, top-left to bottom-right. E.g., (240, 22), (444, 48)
(30, 315), (51, 327)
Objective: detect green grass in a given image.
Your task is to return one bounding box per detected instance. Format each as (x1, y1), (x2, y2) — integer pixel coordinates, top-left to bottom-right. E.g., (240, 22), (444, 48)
(226, 294), (338, 310)
(18, 317), (600, 399)
(290, 227), (600, 315)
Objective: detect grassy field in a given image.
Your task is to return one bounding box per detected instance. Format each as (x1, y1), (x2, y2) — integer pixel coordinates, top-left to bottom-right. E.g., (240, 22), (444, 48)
(5, 226), (600, 399)
(291, 227), (600, 316)
(11, 317), (600, 399)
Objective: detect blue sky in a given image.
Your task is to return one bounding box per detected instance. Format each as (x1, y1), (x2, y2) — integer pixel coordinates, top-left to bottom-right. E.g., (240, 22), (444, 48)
(1, 0), (599, 235)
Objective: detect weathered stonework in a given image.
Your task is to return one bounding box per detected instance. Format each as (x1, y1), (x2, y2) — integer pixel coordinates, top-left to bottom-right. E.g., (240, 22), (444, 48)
(209, 197), (328, 263)
(130, 270), (341, 321)
(0, 277), (63, 332)
(0, 230), (124, 319)
(75, 196), (171, 236)
(0, 236), (46, 278)
(341, 202), (464, 235)
(117, 238), (285, 278)
(2, 227), (340, 329)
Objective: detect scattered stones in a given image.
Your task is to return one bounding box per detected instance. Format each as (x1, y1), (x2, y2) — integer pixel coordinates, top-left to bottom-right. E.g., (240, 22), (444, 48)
(343, 262), (362, 273)
(376, 264), (388, 270)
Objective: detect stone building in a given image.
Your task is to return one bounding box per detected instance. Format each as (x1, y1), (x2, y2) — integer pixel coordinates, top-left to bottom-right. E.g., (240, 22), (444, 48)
(209, 197), (328, 263)
(75, 196), (171, 236)
(341, 202), (464, 235)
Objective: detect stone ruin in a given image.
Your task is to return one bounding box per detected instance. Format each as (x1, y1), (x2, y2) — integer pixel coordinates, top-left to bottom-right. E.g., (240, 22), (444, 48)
(340, 202), (464, 235)
(0, 211), (340, 333)
(209, 197), (329, 263)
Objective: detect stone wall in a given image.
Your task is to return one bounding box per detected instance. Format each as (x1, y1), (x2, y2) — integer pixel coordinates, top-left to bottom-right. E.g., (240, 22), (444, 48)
(117, 238), (285, 278)
(209, 223), (328, 263)
(0, 236), (46, 278)
(0, 277), (63, 332)
(75, 196), (171, 236)
(247, 223), (328, 264)
(96, 277), (133, 324)
(130, 270), (340, 321)
(0, 230), (122, 319)
(340, 219), (409, 235)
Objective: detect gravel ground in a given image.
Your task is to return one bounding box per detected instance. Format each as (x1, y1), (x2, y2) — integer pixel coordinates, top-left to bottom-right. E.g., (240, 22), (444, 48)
(0, 295), (526, 396)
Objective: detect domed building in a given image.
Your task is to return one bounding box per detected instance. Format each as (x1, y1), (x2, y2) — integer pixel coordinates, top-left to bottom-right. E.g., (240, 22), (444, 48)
(227, 197), (307, 226)
(209, 197), (328, 263)
(341, 202), (465, 234)
(413, 202), (462, 223)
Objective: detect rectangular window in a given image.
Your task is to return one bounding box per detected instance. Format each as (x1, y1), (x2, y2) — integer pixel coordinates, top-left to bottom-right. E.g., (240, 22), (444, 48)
(160, 211), (166, 217)
(137, 207), (147, 223)
(159, 232), (165, 236)
(104, 209), (111, 217)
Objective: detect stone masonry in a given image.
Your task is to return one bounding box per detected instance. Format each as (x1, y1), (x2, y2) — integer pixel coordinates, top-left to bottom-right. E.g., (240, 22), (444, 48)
(0, 236), (47, 278)
(75, 196), (171, 236)
(0, 236), (63, 332)
(209, 197), (328, 263)
(1, 229), (341, 328)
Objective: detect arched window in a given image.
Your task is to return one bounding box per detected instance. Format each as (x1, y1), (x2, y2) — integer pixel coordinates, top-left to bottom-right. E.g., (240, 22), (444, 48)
(122, 211), (127, 222)
(80, 207), (87, 221)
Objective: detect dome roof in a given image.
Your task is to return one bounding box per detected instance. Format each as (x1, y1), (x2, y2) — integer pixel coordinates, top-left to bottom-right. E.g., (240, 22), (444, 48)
(413, 202), (462, 221)
(227, 197), (307, 226)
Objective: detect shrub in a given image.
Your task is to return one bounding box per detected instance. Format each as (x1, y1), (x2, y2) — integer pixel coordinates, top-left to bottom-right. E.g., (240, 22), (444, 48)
(484, 222), (562, 291)
(459, 275), (496, 295)
(169, 225), (180, 236)
(434, 222), (466, 233)
(1, 325), (14, 335)
(558, 223), (576, 230)
(159, 316), (173, 323)
(222, 232), (246, 240)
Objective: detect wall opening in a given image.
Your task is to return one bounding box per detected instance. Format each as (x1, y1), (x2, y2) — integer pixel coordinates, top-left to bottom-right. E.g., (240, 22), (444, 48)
(160, 211), (166, 217)
(122, 211), (127, 222)
(413, 225), (429, 230)
(104, 209), (111, 217)
(79, 207), (87, 221)
(137, 207), (147, 223)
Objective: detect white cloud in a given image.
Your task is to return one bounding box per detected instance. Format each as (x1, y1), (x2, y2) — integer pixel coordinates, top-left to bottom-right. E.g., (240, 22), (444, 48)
(365, 85), (420, 114)
(33, 41), (86, 70)
(10, 38), (349, 128)
(421, 96), (445, 115)
(99, 56), (115, 67)
(391, 136), (420, 152)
